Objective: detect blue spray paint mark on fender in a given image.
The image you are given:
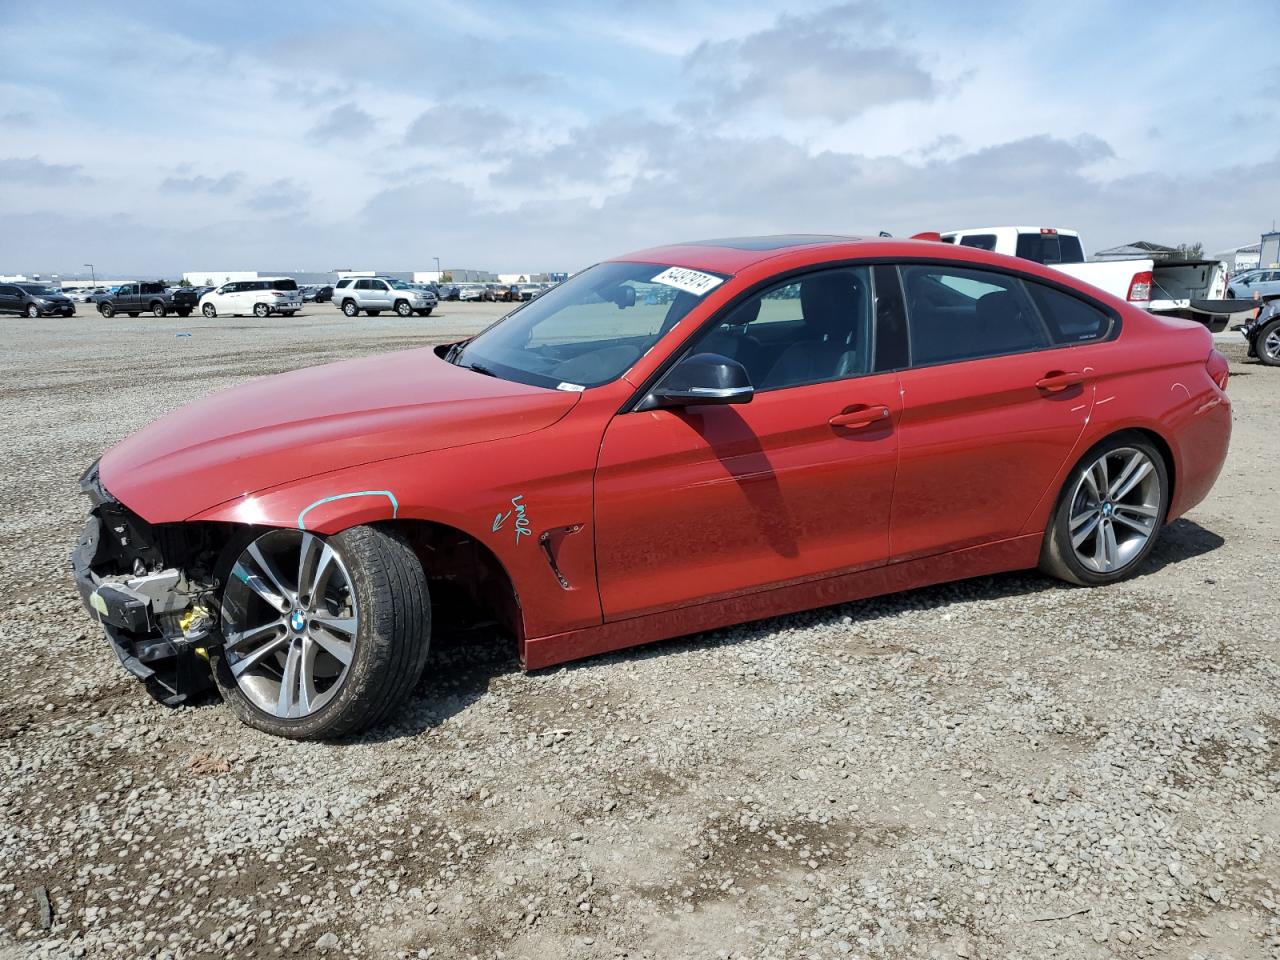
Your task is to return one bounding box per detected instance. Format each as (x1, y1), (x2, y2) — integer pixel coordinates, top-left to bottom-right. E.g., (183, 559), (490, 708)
(297, 490), (399, 530)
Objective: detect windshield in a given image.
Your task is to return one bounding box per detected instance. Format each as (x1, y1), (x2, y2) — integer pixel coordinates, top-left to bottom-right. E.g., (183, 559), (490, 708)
(390, 280), (413, 290)
(453, 261), (727, 389)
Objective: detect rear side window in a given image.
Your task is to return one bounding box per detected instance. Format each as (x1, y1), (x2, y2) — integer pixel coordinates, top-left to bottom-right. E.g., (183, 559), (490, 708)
(958, 234), (997, 251)
(901, 264), (1049, 366)
(272, 279), (298, 291)
(1024, 281), (1112, 344)
(336, 278), (353, 288)
(1015, 233), (1084, 265)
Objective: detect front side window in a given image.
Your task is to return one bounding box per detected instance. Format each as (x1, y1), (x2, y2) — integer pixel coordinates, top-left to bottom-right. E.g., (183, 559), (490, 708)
(1025, 281), (1113, 344)
(453, 261), (727, 389)
(901, 264), (1049, 365)
(687, 266), (874, 391)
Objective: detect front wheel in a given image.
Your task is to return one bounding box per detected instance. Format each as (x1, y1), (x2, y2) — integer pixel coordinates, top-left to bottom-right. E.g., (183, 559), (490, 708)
(211, 525), (431, 739)
(202, 303), (217, 318)
(1256, 318), (1280, 367)
(342, 300), (359, 317)
(26, 304), (39, 318)
(99, 303), (115, 318)
(1040, 433), (1168, 586)
(395, 300), (413, 317)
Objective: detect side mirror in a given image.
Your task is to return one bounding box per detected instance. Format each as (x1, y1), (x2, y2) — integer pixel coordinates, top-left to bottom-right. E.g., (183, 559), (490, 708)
(641, 352), (754, 410)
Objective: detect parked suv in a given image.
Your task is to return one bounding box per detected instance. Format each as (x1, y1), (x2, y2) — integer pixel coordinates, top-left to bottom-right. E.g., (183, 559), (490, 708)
(0, 282), (76, 318)
(332, 277), (437, 317)
(199, 278), (303, 318)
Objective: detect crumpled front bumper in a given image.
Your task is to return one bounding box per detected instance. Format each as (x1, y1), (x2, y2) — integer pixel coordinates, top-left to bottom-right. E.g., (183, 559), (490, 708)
(71, 465), (215, 705)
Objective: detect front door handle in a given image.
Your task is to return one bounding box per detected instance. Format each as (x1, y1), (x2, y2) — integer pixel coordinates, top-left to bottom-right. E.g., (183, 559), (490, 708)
(829, 404), (891, 429)
(1035, 371), (1084, 393)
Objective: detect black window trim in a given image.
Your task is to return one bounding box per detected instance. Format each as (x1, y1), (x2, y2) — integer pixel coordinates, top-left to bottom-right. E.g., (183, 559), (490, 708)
(619, 256), (1122, 413)
(621, 260), (892, 413)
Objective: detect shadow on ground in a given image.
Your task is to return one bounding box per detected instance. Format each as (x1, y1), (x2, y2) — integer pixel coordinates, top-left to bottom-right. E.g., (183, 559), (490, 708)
(359, 518), (1225, 742)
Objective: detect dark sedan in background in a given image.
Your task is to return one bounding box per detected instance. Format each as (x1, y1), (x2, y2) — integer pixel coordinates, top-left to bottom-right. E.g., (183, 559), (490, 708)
(0, 283), (76, 318)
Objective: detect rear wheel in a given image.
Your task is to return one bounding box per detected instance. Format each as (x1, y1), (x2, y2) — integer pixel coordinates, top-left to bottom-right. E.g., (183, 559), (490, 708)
(1257, 318), (1280, 366)
(342, 300), (359, 317)
(211, 525), (431, 739)
(1040, 433), (1168, 586)
(253, 303), (271, 318)
(151, 302), (166, 318)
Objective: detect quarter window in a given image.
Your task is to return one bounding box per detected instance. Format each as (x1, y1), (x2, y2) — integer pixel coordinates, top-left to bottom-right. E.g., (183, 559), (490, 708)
(901, 264), (1049, 365)
(1024, 281), (1112, 344)
(688, 266), (873, 391)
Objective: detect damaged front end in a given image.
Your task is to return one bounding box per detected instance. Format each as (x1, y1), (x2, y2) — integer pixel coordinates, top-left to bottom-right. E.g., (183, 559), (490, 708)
(71, 461), (226, 705)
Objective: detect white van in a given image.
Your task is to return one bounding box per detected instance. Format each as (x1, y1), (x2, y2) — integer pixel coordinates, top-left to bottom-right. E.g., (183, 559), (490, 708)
(199, 277), (303, 318)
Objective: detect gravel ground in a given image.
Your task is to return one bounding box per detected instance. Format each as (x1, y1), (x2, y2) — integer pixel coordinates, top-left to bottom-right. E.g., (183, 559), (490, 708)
(1, 306), (1276, 960)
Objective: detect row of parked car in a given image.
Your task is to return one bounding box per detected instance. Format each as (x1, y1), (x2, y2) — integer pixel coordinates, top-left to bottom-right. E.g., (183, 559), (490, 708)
(0, 274), (562, 320)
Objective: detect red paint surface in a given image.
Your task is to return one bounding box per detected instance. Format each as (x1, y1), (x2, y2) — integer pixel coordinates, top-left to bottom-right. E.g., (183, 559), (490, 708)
(96, 238), (1232, 670)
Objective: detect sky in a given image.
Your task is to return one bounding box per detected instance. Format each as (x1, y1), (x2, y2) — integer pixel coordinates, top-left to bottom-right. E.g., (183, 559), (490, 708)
(1, 0), (1278, 278)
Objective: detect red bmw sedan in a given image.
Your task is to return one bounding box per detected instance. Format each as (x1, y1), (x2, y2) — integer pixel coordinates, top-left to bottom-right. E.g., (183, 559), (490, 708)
(73, 235), (1232, 738)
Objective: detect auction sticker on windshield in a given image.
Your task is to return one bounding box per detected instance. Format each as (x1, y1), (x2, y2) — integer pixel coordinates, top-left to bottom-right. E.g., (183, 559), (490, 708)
(650, 267), (725, 296)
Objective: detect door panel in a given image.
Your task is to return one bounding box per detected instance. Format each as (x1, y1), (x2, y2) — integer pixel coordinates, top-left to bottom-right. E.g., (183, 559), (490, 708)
(595, 373), (901, 621)
(890, 347), (1099, 561)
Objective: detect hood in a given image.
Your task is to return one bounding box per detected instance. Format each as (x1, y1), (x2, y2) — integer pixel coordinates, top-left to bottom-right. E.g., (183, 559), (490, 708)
(99, 347), (578, 522)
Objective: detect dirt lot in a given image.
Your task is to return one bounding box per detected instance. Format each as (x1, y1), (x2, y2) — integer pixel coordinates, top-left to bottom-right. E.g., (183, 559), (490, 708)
(1, 305), (1277, 960)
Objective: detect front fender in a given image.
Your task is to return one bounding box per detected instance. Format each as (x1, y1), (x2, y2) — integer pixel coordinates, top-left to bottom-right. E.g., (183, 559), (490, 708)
(187, 422), (607, 643)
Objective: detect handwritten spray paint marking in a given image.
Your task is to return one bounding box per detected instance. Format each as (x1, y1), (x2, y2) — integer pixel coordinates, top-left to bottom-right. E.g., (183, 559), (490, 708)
(492, 495), (532, 543)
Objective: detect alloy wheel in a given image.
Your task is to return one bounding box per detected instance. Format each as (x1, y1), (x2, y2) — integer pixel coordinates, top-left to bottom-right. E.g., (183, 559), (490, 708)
(1263, 325), (1280, 363)
(1068, 446), (1161, 574)
(220, 530), (359, 719)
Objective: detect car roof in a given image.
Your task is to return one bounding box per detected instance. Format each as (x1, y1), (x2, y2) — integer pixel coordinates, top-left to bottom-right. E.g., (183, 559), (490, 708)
(611, 235), (872, 274)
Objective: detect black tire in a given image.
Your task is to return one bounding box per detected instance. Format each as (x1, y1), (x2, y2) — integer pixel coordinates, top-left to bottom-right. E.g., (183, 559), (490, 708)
(415, 308), (433, 317)
(26, 304), (39, 318)
(127, 312), (139, 318)
(367, 310), (381, 316)
(1039, 431), (1169, 586)
(210, 524), (431, 740)
(280, 311), (297, 318)
(202, 303), (217, 318)
(342, 300), (359, 317)
(151, 302), (166, 318)
(99, 303), (115, 318)
(1256, 318), (1280, 367)
(253, 303), (271, 318)
(177, 309), (192, 318)
(395, 300), (413, 317)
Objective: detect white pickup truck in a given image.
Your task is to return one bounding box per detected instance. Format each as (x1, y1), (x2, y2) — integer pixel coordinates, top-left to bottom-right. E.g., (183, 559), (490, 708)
(938, 226), (1248, 331)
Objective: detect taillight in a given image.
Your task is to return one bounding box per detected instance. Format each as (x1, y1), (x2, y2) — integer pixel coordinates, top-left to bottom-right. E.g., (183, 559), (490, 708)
(1126, 270), (1152, 303)
(1206, 349), (1229, 391)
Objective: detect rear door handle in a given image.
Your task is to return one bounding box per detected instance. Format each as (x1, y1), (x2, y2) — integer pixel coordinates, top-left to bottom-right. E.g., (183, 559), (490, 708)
(829, 404), (891, 429)
(1035, 371), (1084, 393)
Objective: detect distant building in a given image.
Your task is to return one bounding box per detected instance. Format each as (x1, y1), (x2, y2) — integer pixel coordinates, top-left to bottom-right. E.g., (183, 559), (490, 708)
(1212, 243), (1261, 273)
(1092, 241), (1180, 262)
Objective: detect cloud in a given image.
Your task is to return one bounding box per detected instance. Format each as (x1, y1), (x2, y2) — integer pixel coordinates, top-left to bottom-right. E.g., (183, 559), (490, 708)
(686, 2), (938, 121)
(160, 172), (243, 195)
(307, 102), (375, 143)
(0, 110), (35, 126)
(0, 155), (91, 186)
(246, 178), (310, 211)
(404, 105), (516, 155)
